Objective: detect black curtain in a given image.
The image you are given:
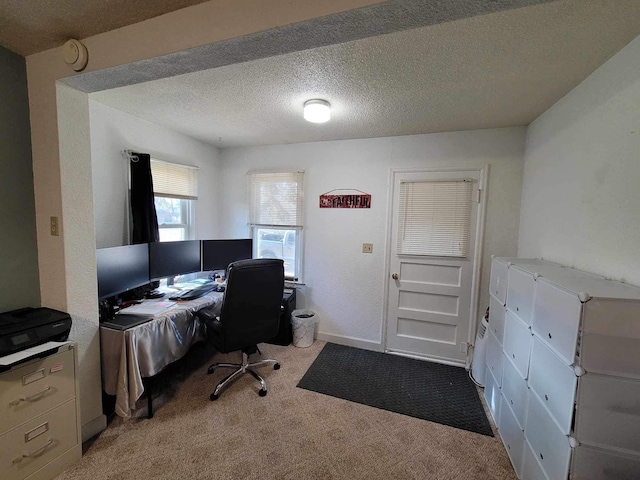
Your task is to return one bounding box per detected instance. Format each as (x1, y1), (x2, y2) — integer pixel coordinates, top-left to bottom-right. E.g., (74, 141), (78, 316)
(130, 152), (159, 244)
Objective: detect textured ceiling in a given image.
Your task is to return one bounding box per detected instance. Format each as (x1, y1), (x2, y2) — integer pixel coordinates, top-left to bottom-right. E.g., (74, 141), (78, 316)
(0, 0), (212, 56)
(90, 0), (640, 148)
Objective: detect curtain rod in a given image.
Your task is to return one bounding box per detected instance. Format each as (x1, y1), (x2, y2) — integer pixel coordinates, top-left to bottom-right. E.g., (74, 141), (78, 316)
(122, 149), (139, 162)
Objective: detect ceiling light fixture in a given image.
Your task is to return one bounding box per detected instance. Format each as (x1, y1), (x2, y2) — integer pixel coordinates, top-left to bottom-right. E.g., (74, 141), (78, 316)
(303, 99), (331, 123)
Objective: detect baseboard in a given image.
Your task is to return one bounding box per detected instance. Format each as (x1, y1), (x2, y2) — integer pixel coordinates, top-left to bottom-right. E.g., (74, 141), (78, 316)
(82, 413), (107, 442)
(315, 332), (383, 352)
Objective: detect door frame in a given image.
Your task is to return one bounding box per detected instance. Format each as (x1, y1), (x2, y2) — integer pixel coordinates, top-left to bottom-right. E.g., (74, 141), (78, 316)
(382, 166), (489, 366)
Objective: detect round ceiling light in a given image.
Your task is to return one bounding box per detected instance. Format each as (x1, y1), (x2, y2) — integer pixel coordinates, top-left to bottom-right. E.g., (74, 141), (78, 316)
(303, 99), (331, 123)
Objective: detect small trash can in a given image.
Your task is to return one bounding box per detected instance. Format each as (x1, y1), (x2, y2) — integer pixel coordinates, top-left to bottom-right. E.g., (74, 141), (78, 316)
(291, 310), (318, 348)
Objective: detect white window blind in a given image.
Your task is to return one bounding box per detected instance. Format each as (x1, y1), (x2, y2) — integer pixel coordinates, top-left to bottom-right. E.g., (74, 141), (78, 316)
(397, 180), (473, 257)
(151, 159), (198, 200)
(248, 172), (304, 227)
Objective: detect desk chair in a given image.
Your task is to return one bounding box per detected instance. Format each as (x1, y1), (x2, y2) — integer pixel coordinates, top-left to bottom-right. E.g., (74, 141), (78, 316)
(196, 258), (284, 400)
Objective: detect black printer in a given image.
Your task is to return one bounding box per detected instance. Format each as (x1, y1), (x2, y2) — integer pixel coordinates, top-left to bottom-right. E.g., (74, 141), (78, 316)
(0, 307), (72, 357)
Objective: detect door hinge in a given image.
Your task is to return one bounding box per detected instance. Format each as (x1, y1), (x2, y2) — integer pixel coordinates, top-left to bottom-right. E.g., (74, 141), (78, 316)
(476, 188), (482, 203)
(460, 342), (469, 354)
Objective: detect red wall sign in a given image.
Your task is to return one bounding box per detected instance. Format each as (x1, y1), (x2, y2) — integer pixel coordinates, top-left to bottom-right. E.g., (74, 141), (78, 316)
(319, 192), (371, 208)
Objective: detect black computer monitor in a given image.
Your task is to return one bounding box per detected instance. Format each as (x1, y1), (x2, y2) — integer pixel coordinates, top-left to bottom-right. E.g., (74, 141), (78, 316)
(96, 244), (150, 299)
(149, 240), (202, 281)
(202, 239), (253, 271)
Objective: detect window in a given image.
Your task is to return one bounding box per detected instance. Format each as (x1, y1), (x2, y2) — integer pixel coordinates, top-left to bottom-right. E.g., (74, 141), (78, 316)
(248, 171), (304, 280)
(151, 159), (198, 242)
(397, 180), (473, 257)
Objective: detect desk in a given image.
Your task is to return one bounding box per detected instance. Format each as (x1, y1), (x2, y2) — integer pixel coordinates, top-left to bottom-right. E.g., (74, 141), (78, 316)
(100, 293), (223, 418)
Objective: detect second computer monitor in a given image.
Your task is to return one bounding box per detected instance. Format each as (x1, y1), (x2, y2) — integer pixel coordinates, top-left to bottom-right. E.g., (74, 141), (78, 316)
(149, 240), (202, 281)
(202, 239), (253, 271)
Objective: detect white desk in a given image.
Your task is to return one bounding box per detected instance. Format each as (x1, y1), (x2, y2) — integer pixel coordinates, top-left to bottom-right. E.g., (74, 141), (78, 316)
(100, 292), (223, 418)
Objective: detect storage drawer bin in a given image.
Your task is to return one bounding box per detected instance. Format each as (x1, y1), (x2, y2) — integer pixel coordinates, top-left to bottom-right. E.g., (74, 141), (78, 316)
(490, 257), (509, 305)
(531, 277), (583, 366)
(503, 311), (532, 380)
(523, 439), (550, 480)
(528, 336), (578, 435)
(0, 348), (76, 433)
(498, 396), (525, 478)
(489, 295), (506, 344)
(506, 266), (535, 325)
(486, 329), (504, 387)
(575, 374), (640, 455)
(581, 297), (640, 380)
(0, 399), (78, 480)
(484, 367), (501, 424)
(524, 391), (572, 480)
(501, 353), (529, 430)
(571, 445), (640, 480)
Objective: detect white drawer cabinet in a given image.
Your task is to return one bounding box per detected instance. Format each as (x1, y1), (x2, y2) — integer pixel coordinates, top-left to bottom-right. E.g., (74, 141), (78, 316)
(0, 343), (81, 480)
(501, 353), (529, 430)
(499, 395), (525, 478)
(489, 294), (506, 344)
(503, 311), (532, 380)
(528, 336), (578, 435)
(575, 374), (640, 455)
(524, 392), (572, 480)
(488, 258), (640, 480)
(484, 367), (501, 424)
(490, 257), (509, 305)
(486, 329), (504, 387)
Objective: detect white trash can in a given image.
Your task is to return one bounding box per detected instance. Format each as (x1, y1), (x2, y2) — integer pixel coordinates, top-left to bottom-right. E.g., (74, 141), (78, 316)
(291, 310), (318, 348)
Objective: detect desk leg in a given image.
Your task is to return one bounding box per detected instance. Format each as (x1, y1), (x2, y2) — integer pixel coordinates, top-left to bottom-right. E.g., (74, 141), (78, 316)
(144, 377), (154, 419)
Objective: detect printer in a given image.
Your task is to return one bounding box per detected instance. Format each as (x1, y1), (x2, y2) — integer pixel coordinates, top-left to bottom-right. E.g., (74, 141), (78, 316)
(0, 307), (72, 357)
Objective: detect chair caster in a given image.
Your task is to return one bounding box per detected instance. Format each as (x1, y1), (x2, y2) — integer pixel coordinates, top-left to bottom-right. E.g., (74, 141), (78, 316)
(274, 363), (281, 370)
(259, 389), (267, 397)
(210, 393), (219, 401)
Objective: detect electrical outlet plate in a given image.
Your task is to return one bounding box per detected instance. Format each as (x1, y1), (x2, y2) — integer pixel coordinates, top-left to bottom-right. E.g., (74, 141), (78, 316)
(362, 243), (373, 254)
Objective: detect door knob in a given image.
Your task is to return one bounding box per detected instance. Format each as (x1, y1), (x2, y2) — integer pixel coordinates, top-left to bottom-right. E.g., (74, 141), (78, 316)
(392, 273), (399, 280)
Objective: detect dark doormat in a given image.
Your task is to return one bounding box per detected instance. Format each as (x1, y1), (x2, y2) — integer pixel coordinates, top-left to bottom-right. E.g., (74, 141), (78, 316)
(297, 342), (493, 437)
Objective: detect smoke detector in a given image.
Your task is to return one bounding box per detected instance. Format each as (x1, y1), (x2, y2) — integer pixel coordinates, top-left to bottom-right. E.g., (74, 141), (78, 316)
(62, 39), (88, 72)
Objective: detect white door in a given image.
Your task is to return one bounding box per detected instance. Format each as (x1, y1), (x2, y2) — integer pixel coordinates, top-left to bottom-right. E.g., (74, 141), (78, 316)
(385, 168), (484, 366)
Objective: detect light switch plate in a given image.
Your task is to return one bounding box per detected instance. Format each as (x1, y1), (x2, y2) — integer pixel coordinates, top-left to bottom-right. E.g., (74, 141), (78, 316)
(362, 243), (373, 254)
(50, 216), (59, 236)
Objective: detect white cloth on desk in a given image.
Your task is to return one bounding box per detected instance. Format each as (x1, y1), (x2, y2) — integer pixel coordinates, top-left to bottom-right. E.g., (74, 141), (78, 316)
(100, 293), (223, 418)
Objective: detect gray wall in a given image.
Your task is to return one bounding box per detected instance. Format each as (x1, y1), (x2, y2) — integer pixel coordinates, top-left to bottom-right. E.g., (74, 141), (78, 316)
(0, 46), (40, 311)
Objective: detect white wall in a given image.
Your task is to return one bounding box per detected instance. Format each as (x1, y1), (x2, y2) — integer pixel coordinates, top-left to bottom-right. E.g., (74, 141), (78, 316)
(220, 127), (526, 348)
(89, 100), (222, 247)
(519, 35), (640, 284)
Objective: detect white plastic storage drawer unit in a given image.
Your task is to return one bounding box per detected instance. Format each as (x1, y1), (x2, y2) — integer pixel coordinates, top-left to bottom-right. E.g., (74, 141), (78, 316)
(490, 257), (510, 305)
(490, 257), (640, 479)
(484, 366), (501, 424)
(502, 310), (532, 380)
(501, 352), (529, 430)
(528, 336), (578, 435)
(524, 391), (572, 480)
(499, 395), (525, 478)
(575, 373), (640, 455)
(486, 329), (504, 387)
(489, 294), (506, 344)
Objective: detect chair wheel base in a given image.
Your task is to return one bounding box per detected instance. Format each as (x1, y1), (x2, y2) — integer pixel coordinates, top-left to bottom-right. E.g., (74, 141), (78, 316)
(259, 389), (267, 397)
(210, 393), (219, 401)
(274, 363), (281, 370)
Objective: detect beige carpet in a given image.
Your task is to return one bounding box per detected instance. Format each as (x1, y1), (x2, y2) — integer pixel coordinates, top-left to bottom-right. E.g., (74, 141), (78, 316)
(56, 341), (517, 480)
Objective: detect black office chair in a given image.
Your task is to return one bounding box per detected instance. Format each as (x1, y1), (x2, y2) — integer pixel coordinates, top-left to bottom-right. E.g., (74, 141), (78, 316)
(196, 258), (284, 400)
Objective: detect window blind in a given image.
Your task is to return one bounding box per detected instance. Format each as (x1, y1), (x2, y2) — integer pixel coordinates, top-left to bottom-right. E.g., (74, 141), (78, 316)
(248, 172), (304, 227)
(151, 159), (198, 200)
(397, 180), (473, 257)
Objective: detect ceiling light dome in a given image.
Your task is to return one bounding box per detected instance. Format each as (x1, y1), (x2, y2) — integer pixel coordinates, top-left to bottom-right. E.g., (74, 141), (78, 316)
(304, 99), (331, 123)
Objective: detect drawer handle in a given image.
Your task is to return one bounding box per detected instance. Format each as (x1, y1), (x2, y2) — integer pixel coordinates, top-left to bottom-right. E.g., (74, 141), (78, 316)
(510, 399), (514, 405)
(548, 332), (552, 339)
(512, 354), (515, 359)
(516, 307), (519, 312)
(9, 386), (51, 406)
(545, 394), (549, 401)
(12, 438), (53, 464)
(539, 453), (544, 460)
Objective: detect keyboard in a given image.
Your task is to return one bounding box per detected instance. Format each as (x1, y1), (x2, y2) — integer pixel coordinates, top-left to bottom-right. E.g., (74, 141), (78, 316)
(168, 284), (217, 300)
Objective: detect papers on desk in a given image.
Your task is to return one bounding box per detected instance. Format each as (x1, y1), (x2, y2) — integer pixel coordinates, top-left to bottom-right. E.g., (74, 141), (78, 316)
(120, 301), (177, 316)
